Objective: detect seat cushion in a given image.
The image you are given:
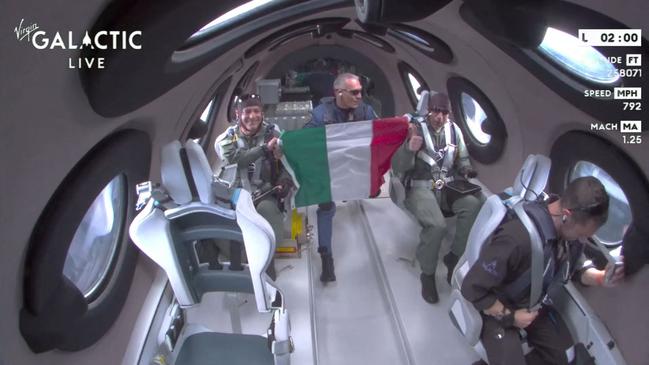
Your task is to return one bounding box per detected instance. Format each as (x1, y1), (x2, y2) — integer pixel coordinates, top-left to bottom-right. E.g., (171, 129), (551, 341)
(176, 332), (273, 365)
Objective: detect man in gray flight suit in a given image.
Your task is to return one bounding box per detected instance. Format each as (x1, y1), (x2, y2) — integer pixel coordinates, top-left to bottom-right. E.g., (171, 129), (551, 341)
(214, 93), (293, 278)
(392, 92), (483, 303)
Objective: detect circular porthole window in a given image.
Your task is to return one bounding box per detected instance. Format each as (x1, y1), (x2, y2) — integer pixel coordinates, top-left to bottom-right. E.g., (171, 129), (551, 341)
(460, 92), (491, 145)
(569, 161), (632, 247)
(63, 175), (126, 299)
(538, 27), (620, 85)
(448, 77), (507, 164)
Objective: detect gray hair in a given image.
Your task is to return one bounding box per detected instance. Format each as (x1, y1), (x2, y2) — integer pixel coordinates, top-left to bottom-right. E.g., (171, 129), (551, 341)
(333, 73), (360, 89)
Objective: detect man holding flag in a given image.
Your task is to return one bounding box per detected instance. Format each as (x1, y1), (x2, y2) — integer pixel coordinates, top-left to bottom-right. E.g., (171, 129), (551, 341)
(302, 72), (378, 282)
(277, 72), (408, 284)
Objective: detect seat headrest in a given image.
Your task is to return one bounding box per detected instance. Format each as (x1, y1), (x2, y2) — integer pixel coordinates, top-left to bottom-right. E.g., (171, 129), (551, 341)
(512, 154), (551, 201)
(416, 90), (431, 116)
(160, 140), (215, 205)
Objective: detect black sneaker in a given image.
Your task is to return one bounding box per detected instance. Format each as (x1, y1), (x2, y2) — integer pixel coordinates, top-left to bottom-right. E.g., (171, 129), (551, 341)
(443, 252), (459, 285)
(420, 273), (438, 303)
(320, 254), (336, 282)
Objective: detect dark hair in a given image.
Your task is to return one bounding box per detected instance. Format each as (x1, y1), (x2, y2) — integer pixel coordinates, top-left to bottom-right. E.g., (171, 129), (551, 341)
(236, 93), (263, 110)
(562, 176), (609, 226)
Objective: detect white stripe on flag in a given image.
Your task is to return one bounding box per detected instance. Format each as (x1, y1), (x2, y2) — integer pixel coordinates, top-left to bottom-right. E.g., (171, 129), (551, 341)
(326, 121), (372, 201)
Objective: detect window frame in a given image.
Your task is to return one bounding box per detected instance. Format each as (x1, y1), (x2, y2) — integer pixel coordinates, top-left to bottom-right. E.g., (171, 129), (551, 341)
(21, 130), (151, 352)
(459, 1), (647, 128)
(549, 131), (649, 272)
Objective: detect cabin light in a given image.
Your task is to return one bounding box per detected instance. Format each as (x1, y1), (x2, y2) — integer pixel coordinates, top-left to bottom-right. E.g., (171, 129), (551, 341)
(538, 27), (619, 84)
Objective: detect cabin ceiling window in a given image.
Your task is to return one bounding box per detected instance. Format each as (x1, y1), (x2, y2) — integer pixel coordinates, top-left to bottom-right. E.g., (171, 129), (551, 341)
(200, 100), (214, 123)
(386, 24), (454, 64)
(392, 29), (431, 48)
(63, 175), (126, 299)
(190, 0), (277, 40)
(569, 161), (632, 248)
(538, 27), (619, 85)
(398, 62), (429, 108)
(407, 73), (423, 101)
(188, 99), (215, 145)
(186, 76), (232, 151)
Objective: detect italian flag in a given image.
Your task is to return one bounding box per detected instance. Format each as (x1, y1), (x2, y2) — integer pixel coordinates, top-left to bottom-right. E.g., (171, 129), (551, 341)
(280, 117), (409, 207)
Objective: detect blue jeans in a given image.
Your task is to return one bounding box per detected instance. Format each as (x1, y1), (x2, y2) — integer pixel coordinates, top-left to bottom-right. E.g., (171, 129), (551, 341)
(316, 202), (336, 254)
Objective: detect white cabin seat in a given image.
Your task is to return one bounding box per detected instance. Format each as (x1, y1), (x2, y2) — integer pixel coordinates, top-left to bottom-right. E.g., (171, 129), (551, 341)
(130, 140), (292, 365)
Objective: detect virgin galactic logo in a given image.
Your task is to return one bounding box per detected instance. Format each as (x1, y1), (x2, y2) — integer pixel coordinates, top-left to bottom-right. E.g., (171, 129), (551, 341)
(14, 18), (142, 69)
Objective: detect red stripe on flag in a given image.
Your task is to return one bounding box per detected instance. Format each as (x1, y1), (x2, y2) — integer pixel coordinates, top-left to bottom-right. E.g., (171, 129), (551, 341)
(370, 117), (409, 196)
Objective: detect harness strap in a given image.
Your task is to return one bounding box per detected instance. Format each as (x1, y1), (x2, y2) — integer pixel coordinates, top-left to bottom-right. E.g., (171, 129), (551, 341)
(502, 202), (559, 309)
(417, 122), (458, 173)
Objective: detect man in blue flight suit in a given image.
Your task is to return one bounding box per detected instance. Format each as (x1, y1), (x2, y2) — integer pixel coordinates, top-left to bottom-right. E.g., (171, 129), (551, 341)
(462, 177), (625, 365)
(304, 72), (378, 282)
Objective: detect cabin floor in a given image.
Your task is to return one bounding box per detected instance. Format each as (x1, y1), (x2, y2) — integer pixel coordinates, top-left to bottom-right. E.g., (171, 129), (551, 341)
(185, 195), (480, 365)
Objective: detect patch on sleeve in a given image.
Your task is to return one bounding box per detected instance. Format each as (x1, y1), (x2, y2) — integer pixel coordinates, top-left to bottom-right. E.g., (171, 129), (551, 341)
(481, 260), (499, 277)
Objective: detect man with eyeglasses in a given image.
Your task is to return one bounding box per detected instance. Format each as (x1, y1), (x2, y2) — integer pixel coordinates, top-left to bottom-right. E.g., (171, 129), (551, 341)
(392, 92), (483, 303)
(462, 177), (624, 365)
(215, 93), (293, 279)
(304, 72), (378, 283)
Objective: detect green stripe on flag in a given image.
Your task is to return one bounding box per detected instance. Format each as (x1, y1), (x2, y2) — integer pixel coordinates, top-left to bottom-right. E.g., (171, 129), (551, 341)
(281, 127), (332, 206)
